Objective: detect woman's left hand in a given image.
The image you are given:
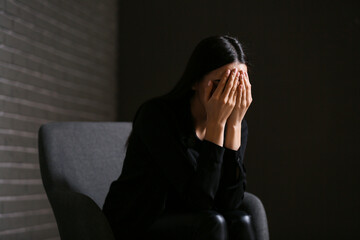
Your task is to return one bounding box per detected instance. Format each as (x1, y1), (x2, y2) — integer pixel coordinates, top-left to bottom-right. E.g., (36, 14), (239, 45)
(227, 71), (253, 127)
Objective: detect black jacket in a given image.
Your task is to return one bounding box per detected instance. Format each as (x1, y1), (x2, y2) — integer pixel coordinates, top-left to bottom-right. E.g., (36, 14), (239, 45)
(102, 97), (248, 240)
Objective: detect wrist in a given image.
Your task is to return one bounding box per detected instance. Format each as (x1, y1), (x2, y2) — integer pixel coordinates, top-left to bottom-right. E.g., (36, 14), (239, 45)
(226, 117), (243, 129)
(226, 124), (242, 132)
(224, 125), (241, 151)
(204, 122), (225, 147)
(206, 120), (226, 129)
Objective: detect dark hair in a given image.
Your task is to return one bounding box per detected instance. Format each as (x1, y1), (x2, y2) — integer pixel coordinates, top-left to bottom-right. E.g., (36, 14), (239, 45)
(126, 35), (248, 147)
(161, 35), (248, 101)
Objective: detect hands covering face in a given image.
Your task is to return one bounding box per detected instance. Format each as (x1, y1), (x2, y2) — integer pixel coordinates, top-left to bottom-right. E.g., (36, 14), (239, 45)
(227, 69), (252, 127)
(204, 68), (252, 127)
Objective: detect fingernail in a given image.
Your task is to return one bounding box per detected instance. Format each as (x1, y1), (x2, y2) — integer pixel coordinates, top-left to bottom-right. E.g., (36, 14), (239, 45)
(208, 81), (211, 86)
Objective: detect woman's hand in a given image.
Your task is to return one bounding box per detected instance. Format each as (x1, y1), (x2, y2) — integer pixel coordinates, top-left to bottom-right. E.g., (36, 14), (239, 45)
(224, 71), (252, 150)
(203, 68), (240, 146)
(227, 71), (252, 128)
(204, 68), (240, 126)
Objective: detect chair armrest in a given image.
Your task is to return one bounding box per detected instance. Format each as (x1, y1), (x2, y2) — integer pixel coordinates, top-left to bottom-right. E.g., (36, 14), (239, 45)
(239, 192), (269, 240)
(47, 190), (115, 240)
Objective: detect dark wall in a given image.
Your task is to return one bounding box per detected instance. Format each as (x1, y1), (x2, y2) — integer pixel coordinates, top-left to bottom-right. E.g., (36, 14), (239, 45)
(117, 0), (360, 239)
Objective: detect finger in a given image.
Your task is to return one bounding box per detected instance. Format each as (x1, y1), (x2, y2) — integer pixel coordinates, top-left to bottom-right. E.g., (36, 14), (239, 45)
(228, 74), (239, 101)
(236, 80), (242, 107)
(221, 69), (238, 101)
(231, 88), (238, 105)
(212, 69), (231, 99)
(204, 80), (213, 101)
(244, 71), (252, 104)
(236, 73), (245, 107)
(241, 75), (247, 107)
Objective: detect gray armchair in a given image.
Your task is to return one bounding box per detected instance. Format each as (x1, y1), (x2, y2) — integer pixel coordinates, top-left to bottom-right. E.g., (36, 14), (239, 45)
(38, 122), (269, 240)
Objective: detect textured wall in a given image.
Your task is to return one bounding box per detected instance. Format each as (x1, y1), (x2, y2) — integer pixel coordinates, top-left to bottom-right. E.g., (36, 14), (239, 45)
(0, 0), (117, 239)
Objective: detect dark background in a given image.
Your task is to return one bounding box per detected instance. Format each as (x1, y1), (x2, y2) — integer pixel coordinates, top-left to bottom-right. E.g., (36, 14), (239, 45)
(116, 0), (360, 239)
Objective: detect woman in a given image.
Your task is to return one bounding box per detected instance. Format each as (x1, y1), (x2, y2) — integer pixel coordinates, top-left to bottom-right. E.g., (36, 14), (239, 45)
(102, 35), (253, 240)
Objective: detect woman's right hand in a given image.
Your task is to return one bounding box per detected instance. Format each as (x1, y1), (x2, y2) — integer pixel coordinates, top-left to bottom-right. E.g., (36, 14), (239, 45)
(204, 68), (240, 127)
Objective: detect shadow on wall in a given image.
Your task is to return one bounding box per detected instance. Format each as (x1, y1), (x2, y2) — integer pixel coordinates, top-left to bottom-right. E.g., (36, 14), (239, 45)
(0, 0), (118, 239)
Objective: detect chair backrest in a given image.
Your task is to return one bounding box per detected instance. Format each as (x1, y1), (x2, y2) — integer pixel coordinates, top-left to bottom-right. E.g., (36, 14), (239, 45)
(38, 121), (132, 208)
(38, 121), (269, 240)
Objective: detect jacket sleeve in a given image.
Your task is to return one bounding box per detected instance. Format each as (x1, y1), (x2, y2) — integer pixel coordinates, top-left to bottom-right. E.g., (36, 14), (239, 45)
(214, 118), (248, 210)
(132, 99), (225, 210)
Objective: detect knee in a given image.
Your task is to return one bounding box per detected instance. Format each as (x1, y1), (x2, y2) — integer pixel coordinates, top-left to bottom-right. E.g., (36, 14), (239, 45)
(208, 211), (227, 229)
(227, 212), (256, 240)
(238, 214), (252, 226)
(197, 211), (227, 240)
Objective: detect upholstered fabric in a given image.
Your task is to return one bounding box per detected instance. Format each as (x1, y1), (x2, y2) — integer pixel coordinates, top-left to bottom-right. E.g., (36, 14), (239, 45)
(38, 121), (269, 240)
(240, 192), (269, 240)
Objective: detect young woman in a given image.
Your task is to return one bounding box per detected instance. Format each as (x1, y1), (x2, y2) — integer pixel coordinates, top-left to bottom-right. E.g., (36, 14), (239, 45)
(102, 35), (253, 240)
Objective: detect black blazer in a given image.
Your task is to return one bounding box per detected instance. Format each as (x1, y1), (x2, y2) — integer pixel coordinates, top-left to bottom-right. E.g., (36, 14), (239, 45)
(102, 97), (248, 240)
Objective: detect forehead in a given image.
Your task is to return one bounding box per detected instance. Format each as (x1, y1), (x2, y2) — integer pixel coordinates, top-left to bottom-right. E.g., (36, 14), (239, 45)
(208, 62), (247, 79)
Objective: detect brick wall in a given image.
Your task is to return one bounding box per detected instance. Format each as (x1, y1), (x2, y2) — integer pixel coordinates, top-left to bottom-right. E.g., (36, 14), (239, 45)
(0, 0), (118, 239)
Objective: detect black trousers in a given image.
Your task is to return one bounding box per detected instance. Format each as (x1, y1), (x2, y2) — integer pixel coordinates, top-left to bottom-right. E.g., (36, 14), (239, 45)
(143, 209), (256, 240)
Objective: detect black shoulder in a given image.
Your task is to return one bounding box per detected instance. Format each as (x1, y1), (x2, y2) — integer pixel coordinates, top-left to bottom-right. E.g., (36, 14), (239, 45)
(138, 97), (169, 116)
(132, 97), (171, 127)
